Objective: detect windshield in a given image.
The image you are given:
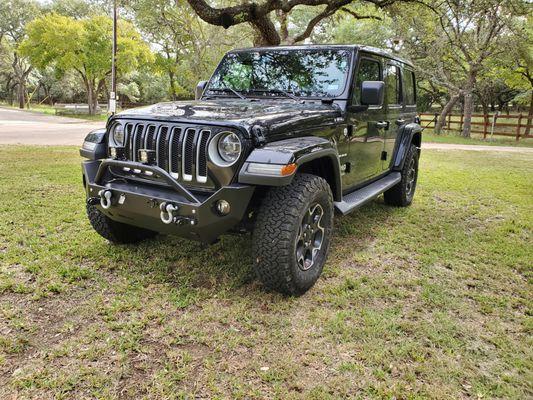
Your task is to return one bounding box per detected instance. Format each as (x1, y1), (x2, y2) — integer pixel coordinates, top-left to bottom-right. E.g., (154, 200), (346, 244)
(206, 49), (351, 98)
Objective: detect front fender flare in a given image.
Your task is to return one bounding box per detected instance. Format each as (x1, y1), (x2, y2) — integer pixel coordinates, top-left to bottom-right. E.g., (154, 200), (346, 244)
(238, 136), (342, 200)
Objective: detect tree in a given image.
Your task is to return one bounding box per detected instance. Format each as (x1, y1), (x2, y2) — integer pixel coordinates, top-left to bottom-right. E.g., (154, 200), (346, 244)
(184, 0), (408, 46)
(393, 0), (527, 137)
(20, 14), (153, 114)
(130, 0), (252, 100)
(0, 0), (41, 108)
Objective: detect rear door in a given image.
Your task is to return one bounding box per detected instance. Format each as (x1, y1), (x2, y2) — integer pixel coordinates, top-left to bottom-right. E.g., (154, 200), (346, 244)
(344, 54), (386, 189)
(382, 61), (403, 171)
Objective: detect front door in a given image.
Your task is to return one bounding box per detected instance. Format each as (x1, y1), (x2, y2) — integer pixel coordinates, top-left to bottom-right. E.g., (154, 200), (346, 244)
(344, 55), (387, 190)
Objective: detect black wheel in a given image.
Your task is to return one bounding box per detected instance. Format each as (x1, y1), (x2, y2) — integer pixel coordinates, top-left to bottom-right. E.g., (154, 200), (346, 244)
(384, 143), (419, 207)
(252, 173), (334, 295)
(86, 204), (157, 244)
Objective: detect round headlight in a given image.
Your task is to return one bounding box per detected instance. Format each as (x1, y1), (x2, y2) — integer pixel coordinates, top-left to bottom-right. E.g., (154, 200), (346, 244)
(217, 132), (241, 163)
(111, 123), (125, 146)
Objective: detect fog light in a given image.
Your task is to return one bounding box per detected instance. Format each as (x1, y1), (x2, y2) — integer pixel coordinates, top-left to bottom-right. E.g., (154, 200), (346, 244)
(216, 200), (231, 215)
(138, 149), (155, 164)
(109, 146), (125, 159)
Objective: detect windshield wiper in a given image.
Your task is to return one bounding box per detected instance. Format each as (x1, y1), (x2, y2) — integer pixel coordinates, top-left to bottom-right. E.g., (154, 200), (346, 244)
(207, 87), (247, 100)
(249, 88), (299, 101)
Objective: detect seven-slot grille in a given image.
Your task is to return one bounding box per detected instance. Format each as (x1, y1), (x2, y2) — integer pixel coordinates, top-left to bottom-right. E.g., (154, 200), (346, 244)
(122, 122), (212, 184)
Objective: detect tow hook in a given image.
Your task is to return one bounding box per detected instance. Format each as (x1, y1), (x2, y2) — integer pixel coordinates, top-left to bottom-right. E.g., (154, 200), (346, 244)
(98, 190), (113, 209)
(160, 202), (179, 224)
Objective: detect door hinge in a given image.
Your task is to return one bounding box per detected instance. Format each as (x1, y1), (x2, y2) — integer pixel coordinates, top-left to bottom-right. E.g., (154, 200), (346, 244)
(381, 151), (387, 161)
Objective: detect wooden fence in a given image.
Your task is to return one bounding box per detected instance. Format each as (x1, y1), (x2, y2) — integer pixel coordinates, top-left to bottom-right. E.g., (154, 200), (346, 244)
(419, 113), (533, 141)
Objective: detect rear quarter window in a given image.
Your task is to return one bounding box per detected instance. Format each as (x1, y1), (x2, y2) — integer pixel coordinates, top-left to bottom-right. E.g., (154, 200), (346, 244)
(404, 69), (416, 105)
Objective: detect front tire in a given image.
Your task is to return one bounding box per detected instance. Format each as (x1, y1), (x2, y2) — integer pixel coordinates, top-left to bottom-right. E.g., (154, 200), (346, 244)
(384, 143), (419, 207)
(86, 204), (157, 244)
(252, 174), (334, 295)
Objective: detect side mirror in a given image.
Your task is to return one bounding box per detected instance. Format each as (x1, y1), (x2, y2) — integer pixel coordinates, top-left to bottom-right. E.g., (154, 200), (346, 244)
(361, 81), (384, 106)
(195, 80), (207, 100)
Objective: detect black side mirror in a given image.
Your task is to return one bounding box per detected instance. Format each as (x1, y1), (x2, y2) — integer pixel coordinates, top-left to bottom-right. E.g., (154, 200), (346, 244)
(361, 81), (385, 106)
(195, 80), (207, 100)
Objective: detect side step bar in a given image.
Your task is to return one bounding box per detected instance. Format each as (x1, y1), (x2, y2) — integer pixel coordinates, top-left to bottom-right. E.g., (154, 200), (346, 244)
(334, 172), (401, 215)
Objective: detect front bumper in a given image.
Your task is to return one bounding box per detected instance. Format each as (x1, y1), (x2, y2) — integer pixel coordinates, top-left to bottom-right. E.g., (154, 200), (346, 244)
(82, 159), (255, 243)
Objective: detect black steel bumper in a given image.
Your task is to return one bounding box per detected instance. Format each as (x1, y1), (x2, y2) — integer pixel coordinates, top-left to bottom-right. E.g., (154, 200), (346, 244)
(82, 159), (255, 243)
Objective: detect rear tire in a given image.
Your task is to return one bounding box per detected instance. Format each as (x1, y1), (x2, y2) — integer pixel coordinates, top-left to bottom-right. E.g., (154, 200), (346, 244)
(86, 204), (157, 244)
(384, 143), (419, 207)
(252, 174), (334, 295)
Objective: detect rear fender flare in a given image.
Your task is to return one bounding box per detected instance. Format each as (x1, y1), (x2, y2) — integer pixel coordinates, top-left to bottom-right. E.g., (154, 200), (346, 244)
(393, 123), (422, 170)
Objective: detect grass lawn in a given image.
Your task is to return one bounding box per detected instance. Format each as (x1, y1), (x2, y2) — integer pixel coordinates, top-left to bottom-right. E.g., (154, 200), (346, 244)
(0, 146), (531, 399)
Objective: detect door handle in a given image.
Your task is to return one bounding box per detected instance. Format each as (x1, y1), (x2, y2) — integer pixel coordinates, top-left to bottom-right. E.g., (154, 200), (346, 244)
(396, 118), (406, 125)
(376, 121), (389, 130)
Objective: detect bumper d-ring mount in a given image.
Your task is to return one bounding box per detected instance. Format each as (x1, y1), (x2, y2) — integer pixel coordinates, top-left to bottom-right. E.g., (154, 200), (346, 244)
(98, 190), (113, 210)
(160, 202), (179, 224)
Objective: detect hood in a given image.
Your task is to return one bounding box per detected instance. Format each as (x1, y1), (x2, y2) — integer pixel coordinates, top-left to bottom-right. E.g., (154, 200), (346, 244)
(116, 99), (342, 136)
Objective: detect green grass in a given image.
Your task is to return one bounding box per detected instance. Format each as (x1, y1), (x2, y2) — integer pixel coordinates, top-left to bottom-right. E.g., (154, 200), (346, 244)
(0, 146), (532, 399)
(0, 102), (109, 121)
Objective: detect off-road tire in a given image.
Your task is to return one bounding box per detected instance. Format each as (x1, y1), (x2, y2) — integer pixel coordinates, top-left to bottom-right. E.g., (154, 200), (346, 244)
(384, 143), (419, 207)
(252, 173), (334, 295)
(86, 204), (157, 244)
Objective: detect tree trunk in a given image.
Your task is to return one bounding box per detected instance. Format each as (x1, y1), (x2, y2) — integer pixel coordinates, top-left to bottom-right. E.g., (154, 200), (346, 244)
(17, 81), (25, 109)
(87, 83), (96, 115)
(435, 93), (460, 134)
(461, 72), (477, 138)
(168, 71), (177, 100)
(526, 90), (533, 137)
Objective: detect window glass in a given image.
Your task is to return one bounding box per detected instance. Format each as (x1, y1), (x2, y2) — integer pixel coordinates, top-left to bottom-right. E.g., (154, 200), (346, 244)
(207, 49), (351, 98)
(353, 58), (380, 105)
(385, 64), (401, 105)
(404, 69), (416, 105)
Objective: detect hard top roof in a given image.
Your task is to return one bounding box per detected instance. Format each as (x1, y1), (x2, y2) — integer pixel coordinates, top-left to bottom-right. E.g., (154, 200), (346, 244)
(229, 44), (413, 67)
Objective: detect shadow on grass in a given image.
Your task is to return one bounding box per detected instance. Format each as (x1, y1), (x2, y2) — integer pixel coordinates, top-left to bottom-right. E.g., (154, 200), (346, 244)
(85, 198), (399, 299)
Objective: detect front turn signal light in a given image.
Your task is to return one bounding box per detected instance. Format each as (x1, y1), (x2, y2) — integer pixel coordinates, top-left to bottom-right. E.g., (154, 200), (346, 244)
(247, 163), (297, 177)
(280, 163), (297, 176)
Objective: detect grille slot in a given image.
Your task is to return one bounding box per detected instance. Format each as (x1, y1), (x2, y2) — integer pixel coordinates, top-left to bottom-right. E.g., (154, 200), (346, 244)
(125, 124), (134, 158)
(196, 130), (211, 182)
(132, 124), (145, 161)
(169, 127), (182, 178)
(156, 126), (169, 170)
(144, 125), (156, 150)
(182, 129), (196, 181)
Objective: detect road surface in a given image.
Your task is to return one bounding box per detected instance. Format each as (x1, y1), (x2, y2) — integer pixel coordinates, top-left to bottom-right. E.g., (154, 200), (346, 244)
(0, 107), (105, 145)
(423, 142), (533, 153)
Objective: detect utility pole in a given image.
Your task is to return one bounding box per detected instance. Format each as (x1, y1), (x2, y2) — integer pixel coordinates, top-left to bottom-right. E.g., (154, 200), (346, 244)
(109, 0), (118, 114)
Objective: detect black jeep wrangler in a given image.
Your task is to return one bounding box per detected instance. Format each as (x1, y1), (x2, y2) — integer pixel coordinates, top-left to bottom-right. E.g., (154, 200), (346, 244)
(80, 45), (421, 295)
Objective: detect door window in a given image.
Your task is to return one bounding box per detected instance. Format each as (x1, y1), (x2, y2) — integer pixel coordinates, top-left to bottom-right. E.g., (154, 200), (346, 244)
(384, 64), (402, 106)
(352, 58), (381, 105)
(403, 69), (416, 105)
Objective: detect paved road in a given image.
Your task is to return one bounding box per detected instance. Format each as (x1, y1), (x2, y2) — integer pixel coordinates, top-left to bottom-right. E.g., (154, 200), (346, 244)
(0, 107), (105, 145)
(1, 107), (532, 153)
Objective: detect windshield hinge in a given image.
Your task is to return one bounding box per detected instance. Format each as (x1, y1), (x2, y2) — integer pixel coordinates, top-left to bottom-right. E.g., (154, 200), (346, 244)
(252, 125), (267, 147)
